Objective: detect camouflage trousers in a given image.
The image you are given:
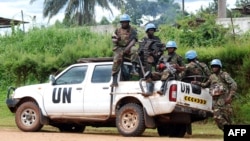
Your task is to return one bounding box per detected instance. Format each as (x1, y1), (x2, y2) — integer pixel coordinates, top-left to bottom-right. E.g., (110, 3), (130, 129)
(160, 71), (181, 81)
(112, 46), (138, 75)
(213, 95), (233, 131)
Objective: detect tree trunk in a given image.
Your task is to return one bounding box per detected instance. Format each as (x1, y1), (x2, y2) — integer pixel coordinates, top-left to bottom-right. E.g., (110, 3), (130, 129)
(218, 0), (227, 18)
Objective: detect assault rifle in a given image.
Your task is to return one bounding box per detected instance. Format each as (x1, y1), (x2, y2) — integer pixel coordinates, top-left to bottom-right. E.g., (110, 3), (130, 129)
(165, 62), (177, 75)
(138, 39), (164, 66)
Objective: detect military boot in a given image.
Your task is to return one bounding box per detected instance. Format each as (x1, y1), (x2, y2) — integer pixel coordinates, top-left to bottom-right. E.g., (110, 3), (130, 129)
(110, 74), (118, 87)
(130, 62), (139, 76)
(157, 81), (167, 95)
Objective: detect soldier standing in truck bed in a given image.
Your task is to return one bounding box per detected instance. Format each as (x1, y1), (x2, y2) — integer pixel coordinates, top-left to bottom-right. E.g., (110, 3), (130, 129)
(110, 14), (138, 87)
(138, 23), (164, 95)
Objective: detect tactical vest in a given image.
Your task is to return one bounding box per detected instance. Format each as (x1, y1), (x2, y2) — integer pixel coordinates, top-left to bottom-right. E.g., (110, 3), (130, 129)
(164, 53), (183, 67)
(210, 72), (228, 96)
(116, 26), (134, 47)
(139, 39), (159, 64)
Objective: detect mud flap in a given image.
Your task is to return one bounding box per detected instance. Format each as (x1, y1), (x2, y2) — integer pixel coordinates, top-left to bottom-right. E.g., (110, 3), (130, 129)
(143, 108), (155, 128)
(186, 123), (192, 135)
(40, 108), (49, 125)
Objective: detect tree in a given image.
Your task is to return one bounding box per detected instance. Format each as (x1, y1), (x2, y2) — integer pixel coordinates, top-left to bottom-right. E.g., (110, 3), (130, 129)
(123, 0), (181, 26)
(99, 17), (110, 25)
(30, 0), (124, 26)
(236, 0), (250, 7)
(199, 0), (218, 15)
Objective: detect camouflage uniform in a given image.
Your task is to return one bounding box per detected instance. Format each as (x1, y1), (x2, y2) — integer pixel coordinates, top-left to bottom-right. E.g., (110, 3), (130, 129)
(198, 71), (237, 130)
(112, 26), (138, 75)
(138, 36), (163, 75)
(158, 52), (185, 80)
(181, 61), (211, 82)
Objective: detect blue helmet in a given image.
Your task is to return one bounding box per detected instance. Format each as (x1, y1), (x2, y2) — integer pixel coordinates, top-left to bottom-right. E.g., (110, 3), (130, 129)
(185, 50), (197, 59)
(120, 14), (131, 22)
(166, 41), (177, 49)
(211, 59), (222, 68)
(145, 23), (156, 32)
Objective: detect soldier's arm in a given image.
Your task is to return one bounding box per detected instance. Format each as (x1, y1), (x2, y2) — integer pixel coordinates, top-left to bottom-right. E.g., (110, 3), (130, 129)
(224, 72), (237, 96)
(223, 72), (237, 104)
(124, 39), (136, 54)
(192, 77), (211, 88)
(124, 28), (137, 53)
(174, 56), (185, 72)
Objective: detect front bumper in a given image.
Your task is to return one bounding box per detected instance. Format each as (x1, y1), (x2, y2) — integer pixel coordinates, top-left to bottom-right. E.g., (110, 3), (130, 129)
(6, 86), (19, 112)
(6, 98), (19, 111)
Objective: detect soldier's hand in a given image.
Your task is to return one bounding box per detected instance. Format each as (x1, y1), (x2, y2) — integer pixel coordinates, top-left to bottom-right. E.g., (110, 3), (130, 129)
(124, 48), (130, 55)
(157, 63), (166, 70)
(225, 91), (235, 104)
(225, 96), (232, 104)
(172, 64), (180, 70)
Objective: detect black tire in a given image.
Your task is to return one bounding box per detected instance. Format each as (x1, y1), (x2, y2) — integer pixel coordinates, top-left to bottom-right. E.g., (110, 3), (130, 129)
(168, 124), (186, 138)
(15, 102), (43, 132)
(157, 125), (170, 136)
(157, 124), (186, 137)
(116, 103), (145, 137)
(58, 124), (85, 133)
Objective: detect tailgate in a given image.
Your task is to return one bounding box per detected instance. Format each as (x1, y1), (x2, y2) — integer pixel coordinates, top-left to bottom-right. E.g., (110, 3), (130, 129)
(175, 81), (212, 111)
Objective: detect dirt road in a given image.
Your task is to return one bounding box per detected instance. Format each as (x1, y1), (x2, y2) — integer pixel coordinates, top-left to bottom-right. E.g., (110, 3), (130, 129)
(0, 126), (223, 141)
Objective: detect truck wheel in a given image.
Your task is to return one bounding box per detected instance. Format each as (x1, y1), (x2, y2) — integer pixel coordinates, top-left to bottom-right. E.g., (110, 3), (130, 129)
(157, 126), (170, 136)
(58, 124), (85, 133)
(15, 102), (43, 132)
(116, 103), (145, 137)
(169, 124), (186, 137)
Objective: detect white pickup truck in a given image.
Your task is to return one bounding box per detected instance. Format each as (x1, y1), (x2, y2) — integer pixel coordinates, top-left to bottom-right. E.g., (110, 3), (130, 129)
(6, 57), (213, 137)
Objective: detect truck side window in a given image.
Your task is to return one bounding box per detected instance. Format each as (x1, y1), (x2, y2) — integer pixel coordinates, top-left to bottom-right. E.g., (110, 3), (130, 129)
(92, 65), (112, 83)
(55, 66), (87, 85)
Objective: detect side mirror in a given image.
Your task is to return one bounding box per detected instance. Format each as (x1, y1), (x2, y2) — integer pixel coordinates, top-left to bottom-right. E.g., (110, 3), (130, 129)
(49, 75), (56, 85)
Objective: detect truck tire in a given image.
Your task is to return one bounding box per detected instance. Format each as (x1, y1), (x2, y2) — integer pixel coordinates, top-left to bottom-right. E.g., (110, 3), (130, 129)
(157, 126), (170, 136)
(157, 124), (186, 137)
(15, 102), (43, 132)
(116, 103), (145, 136)
(168, 124), (186, 137)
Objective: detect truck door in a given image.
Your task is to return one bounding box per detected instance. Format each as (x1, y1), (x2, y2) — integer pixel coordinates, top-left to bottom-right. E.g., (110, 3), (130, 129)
(82, 64), (112, 115)
(43, 65), (88, 115)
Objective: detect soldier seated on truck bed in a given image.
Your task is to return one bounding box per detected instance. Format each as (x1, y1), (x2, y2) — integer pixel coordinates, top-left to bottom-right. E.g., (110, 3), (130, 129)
(156, 41), (185, 95)
(180, 50), (210, 83)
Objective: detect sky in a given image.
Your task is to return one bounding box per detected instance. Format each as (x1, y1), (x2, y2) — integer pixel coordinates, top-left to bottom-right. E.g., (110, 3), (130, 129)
(0, 0), (237, 33)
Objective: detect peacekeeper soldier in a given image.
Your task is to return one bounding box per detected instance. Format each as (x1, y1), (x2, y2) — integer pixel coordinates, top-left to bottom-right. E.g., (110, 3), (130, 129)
(192, 59), (237, 131)
(138, 23), (164, 95)
(138, 23), (164, 73)
(156, 41), (185, 95)
(181, 50), (210, 83)
(110, 14), (138, 87)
